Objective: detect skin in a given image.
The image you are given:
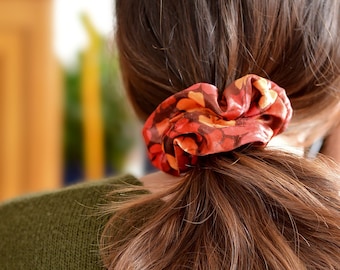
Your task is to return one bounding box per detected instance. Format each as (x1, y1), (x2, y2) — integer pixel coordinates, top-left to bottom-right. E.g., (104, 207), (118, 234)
(320, 125), (340, 164)
(140, 171), (179, 194)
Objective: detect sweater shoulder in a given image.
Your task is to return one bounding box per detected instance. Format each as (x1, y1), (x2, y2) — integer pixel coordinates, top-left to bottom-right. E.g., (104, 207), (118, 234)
(0, 174), (141, 270)
(0, 174), (141, 207)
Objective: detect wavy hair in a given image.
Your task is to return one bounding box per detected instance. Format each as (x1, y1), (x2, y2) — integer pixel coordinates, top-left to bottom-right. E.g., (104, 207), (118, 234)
(101, 1), (340, 269)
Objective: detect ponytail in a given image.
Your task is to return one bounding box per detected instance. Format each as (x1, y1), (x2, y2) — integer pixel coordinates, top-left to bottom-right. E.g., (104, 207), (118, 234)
(107, 1), (340, 267)
(100, 75), (340, 269)
(101, 149), (340, 269)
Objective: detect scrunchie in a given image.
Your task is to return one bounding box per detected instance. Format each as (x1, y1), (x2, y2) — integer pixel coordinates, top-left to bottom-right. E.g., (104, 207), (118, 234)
(143, 74), (293, 176)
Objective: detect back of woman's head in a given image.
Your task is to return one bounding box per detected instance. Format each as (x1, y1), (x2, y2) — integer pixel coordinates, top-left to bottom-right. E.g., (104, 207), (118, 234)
(115, 0), (340, 145)
(101, 1), (340, 269)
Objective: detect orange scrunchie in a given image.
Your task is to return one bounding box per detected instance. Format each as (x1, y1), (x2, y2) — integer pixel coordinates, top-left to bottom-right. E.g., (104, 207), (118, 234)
(143, 74), (293, 176)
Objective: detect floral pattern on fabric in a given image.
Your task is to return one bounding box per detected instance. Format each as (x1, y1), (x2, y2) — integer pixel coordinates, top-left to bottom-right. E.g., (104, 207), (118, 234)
(143, 74), (293, 176)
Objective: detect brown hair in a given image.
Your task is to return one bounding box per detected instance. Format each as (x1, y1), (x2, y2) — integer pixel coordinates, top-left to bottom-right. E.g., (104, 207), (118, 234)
(116, 0), (340, 146)
(101, 1), (340, 269)
(101, 150), (340, 269)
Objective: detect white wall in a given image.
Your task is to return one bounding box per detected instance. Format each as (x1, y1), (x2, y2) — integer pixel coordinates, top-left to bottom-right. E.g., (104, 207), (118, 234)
(53, 0), (114, 65)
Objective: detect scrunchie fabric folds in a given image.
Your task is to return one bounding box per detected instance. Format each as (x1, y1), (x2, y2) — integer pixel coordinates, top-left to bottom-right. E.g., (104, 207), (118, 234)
(143, 74), (293, 176)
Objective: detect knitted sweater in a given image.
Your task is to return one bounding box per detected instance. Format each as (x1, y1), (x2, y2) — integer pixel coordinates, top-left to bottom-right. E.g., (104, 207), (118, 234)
(0, 174), (142, 270)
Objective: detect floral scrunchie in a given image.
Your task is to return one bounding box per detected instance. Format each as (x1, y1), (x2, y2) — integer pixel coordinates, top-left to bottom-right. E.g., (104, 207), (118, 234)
(143, 74), (293, 176)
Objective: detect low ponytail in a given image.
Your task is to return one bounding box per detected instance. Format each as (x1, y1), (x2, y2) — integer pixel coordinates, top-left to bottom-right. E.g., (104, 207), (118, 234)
(104, 1), (340, 268)
(100, 74), (340, 269)
(101, 149), (340, 269)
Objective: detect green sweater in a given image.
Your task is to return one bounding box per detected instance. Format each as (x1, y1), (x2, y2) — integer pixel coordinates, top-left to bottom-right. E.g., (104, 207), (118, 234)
(0, 174), (141, 270)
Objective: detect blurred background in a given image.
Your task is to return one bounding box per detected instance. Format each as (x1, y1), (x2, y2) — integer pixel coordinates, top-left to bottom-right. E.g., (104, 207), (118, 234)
(0, 0), (144, 202)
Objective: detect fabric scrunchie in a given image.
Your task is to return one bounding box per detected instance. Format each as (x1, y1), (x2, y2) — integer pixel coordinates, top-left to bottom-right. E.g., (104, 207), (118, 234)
(143, 74), (293, 176)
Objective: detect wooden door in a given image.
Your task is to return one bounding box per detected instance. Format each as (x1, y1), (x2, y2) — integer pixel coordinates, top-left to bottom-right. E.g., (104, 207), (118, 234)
(0, 0), (62, 201)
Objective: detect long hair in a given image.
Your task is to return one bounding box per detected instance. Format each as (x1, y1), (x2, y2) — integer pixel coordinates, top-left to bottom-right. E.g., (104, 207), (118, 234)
(101, 1), (340, 269)
(101, 150), (340, 269)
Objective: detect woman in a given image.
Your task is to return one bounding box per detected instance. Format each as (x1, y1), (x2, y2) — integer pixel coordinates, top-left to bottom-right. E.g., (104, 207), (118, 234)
(101, 1), (340, 269)
(1, 1), (340, 269)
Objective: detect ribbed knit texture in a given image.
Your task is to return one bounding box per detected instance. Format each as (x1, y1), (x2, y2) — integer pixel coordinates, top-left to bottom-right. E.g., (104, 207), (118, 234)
(0, 174), (141, 270)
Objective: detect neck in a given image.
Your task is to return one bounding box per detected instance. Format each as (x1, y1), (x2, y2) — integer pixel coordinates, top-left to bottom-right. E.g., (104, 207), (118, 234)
(139, 171), (182, 194)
